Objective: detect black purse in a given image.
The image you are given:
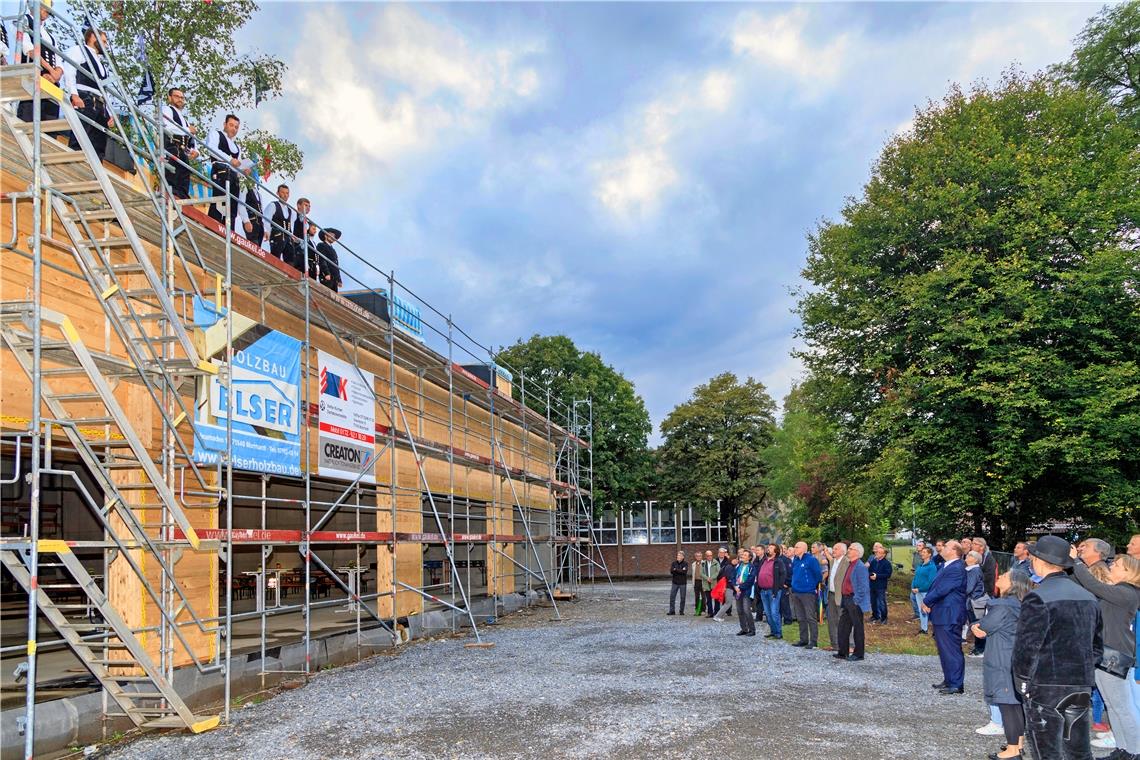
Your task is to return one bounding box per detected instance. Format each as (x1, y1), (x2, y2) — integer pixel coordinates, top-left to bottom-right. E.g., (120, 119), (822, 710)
(1097, 646), (1136, 679)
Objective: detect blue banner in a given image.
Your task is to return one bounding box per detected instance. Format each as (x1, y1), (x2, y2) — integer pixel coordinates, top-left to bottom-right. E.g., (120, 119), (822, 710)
(192, 297), (302, 476)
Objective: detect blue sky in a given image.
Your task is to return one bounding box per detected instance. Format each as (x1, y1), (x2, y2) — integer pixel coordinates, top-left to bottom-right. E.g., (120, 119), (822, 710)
(226, 1), (1093, 444)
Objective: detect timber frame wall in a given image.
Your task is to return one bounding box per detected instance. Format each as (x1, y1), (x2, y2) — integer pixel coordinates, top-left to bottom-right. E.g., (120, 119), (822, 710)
(0, 3), (612, 752)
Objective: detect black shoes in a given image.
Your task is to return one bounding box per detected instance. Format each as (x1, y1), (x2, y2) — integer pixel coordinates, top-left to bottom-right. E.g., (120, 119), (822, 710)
(846, 654), (864, 661)
(736, 630), (747, 636)
(833, 653), (848, 659)
(805, 644), (815, 650)
(938, 686), (964, 695)
(746, 632), (756, 636)
(791, 641), (807, 647)
(931, 681), (948, 689)
(666, 611), (675, 616)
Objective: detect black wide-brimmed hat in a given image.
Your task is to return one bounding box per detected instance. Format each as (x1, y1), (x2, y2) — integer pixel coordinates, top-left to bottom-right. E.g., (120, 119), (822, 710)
(1027, 535), (1073, 569)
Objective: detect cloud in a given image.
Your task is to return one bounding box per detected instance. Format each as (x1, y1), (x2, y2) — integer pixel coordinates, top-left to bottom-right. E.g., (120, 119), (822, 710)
(592, 68), (736, 223)
(288, 5), (541, 195)
(730, 9), (850, 87)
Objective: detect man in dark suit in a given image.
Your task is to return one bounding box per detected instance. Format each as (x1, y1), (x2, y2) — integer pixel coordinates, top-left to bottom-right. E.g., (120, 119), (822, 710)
(923, 539), (968, 694)
(1012, 535), (1102, 760)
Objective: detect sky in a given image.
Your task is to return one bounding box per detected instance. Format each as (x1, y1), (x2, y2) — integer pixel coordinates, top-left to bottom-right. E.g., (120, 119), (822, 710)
(224, 1), (1094, 444)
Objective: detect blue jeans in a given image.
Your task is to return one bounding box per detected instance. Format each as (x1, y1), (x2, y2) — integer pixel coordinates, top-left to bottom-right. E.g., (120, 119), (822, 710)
(759, 589), (782, 637)
(910, 590), (921, 618)
(914, 591), (929, 632)
(871, 586), (888, 621)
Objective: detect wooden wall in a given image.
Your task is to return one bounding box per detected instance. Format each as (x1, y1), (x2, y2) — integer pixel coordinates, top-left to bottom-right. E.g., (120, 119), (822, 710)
(1, 164), (556, 662)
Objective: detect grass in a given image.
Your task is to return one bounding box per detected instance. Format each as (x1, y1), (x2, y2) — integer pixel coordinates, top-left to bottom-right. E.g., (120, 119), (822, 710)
(752, 566), (942, 656)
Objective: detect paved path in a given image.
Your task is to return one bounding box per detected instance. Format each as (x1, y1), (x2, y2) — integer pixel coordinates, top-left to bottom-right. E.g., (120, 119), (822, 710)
(106, 581), (1025, 759)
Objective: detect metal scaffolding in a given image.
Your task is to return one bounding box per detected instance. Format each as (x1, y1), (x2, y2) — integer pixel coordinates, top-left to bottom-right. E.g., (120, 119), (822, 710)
(0, 3), (613, 756)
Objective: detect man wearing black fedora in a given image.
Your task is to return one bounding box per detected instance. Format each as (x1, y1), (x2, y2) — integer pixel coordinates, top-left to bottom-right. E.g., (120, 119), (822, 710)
(1011, 535), (1102, 760)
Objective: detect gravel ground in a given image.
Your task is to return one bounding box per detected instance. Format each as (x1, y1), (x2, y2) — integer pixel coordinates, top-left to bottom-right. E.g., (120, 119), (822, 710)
(102, 581), (1038, 760)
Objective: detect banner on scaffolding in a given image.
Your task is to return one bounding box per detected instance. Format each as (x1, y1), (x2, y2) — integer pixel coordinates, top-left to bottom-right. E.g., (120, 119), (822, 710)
(316, 350), (376, 483)
(191, 297), (302, 477)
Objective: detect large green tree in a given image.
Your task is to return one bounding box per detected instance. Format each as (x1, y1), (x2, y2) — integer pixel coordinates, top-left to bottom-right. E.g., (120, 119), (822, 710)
(796, 72), (1140, 547)
(657, 373), (776, 548)
(495, 335), (652, 507)
(1056, 0), (1140, 128)
(79, 0), (303, 178)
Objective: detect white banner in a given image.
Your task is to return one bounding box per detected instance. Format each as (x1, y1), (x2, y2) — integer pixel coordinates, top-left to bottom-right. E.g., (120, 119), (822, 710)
(316, 350), (376, 483)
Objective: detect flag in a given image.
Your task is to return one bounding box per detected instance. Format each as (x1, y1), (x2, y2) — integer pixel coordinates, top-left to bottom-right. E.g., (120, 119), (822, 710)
(134, 33), (155, 106)
(253, 65), (268, 107)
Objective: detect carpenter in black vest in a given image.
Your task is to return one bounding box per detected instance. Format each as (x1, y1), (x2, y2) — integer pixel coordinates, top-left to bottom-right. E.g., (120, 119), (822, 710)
(16, 7), (64, 123)
(63, 28), (115, 158)
(266, 184), (297, 264)
(292, 198), (320, 276)
(316, 228), (343, 293)
(206, 114), (251, 231)
(242, 184), (265, 247)
(162, 88), (199, 199)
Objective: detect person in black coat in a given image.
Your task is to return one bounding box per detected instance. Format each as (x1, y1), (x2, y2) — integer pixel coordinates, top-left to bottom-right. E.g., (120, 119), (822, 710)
(667, 551), (688, 615)
(973, 537), (999, 596)
(316, 228), (343, 292)
(242, 184), (265, 248)
(1011, 536), (1102, 760)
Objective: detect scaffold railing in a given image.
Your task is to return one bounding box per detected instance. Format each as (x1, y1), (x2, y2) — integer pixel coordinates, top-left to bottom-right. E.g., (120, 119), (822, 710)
(0, 1), (612, 756)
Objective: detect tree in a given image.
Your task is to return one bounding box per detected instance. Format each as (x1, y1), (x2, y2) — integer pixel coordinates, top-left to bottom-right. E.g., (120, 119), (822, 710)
(79, 0), (304, 178)
(1056, 0), (1140, 128)
(761, 382), (888, 548)
(495, 335), (653, 507)
(795, 72), (1140, 547)
(657, 373), (776, 548)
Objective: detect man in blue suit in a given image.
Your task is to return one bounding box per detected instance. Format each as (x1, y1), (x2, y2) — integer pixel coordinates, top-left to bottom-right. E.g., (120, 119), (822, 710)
(923, 539), (968, 694)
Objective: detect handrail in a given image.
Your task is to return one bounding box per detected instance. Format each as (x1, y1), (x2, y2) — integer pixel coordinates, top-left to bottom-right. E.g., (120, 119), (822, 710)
(5, 2), (590, 436)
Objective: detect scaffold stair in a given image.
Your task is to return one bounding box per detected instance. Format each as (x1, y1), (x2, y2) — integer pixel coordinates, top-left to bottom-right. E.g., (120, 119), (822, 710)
(0, 303), (215, 551)
(0, 77), (218, 499)
(0, 544), (219, 734)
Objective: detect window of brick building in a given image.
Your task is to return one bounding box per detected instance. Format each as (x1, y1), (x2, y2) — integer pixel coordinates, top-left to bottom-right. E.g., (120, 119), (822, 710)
(650, 502), (676, 544)
(622, 502), (649, 545)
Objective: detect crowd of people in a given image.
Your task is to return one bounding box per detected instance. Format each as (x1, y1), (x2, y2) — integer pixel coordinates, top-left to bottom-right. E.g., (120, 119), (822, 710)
(669, 533), (1140, 760)
(3, 6), (345, 293)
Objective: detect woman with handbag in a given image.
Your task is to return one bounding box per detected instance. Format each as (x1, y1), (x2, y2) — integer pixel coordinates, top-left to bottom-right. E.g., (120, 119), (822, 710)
(1072, 551), (1140, 758)
(971, 569), (1035, 760)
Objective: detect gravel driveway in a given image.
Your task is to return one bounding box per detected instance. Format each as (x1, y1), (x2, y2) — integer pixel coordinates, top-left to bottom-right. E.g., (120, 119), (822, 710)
(102, 580), (1042, 759)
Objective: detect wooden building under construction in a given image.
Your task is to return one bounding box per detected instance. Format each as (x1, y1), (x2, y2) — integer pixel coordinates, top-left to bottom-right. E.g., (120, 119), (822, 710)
(0, 21), (607, 758)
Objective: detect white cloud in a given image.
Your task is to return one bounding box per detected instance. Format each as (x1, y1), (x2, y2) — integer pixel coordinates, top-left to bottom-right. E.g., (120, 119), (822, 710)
(288, 6), (541, 195)
(592, 68), (736, 223)
(731, 9), (850, 87)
